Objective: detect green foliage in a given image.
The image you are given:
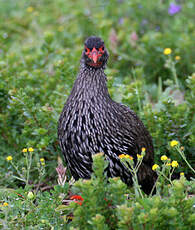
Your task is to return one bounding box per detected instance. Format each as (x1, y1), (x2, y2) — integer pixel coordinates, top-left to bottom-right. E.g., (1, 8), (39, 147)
(68, 154), (195, 230)
(0, 185), (69, 229)
(1, 153), (194, 229)
(0, 0), (194, 228)
(69, 153), (128, 229)
(117, 183), (195, 230)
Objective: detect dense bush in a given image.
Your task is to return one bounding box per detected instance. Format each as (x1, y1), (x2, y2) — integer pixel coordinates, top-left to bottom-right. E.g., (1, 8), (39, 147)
(1, 153), (194, 229)
(0, 0), (194, 229)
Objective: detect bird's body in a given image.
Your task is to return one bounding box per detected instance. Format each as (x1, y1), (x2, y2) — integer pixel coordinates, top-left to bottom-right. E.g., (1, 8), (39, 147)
(58, 36), (156, 194)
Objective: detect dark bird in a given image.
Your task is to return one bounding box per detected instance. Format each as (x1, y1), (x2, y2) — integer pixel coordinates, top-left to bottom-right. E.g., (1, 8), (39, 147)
(58, 36), (157, 195)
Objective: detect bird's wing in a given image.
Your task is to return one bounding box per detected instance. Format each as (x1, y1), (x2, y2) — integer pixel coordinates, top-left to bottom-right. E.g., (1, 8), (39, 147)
(108, 102), (154, 165)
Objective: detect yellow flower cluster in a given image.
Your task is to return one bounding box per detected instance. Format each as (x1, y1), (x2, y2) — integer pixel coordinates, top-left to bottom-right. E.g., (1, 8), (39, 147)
(6, 156), (12, 161)
(153, 159), (179, 170)
(119, 154), (133, 160)
(163, 48), (172, 55)
(22, 147), (34, 153)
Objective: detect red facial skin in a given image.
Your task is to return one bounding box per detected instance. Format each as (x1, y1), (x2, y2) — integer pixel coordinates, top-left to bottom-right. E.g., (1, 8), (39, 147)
(85, 46), (104, 67)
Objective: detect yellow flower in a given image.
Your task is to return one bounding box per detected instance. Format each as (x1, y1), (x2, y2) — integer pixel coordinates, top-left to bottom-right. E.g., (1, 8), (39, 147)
(119, 154), (133, 160)
(3, 202), (8, 206)
(152, 164), (159, 171)
(28, 147), (34, 152)
(119, 154), (125, 159)
(137, 154), (143, 159)
(171, 161), (179, 168)
(161, 155), (168, 161)
(26, 6), (34, 13)
(175, 56), (181, 61)
(141, 147), (146, 152)
(180, 172), (184, 176)
(126, 155), (133, 160)
(166, 163), (172, 166)
(163, 48), (172, 55)
(6, 156), (13, 161)
(170, 140), (179, 147)
(22, 148), (27, 153)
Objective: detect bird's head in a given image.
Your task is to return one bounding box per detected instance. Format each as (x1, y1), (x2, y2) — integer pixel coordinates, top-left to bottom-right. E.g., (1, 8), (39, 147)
(82, 36), (109, 69)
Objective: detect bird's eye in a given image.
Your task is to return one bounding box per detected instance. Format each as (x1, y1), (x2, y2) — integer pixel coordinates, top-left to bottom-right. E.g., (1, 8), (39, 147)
(99, 46), (104, 52)
(85, 47), (90, 53)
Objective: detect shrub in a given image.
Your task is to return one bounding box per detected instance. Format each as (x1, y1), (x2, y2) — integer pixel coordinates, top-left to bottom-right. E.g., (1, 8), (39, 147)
(0, 0), (194, 228)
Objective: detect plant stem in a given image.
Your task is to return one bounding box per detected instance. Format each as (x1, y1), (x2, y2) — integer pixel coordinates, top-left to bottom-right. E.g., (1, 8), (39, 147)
(133, 172), (143, 198)
(25, 152), (29, 185)
(177, 147), (195, 174)
(10, 161), (26, 182)
(26, 151), (32, 185)
(132, 68), (142, 114)
(171, 59), (179, 88)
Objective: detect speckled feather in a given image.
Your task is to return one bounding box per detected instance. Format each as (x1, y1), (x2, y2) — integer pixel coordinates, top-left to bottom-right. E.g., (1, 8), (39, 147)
(58, 37), (156, 194)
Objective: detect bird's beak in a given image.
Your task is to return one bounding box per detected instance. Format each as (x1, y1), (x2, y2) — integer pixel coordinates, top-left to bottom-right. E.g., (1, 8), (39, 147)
(91, 48), (98, 63)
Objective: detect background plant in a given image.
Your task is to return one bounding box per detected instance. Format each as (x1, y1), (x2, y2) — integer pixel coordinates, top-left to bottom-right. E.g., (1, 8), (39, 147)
(0, 0), (194, 228)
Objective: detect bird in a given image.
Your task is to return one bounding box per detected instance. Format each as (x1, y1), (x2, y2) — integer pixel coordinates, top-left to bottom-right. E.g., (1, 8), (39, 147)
(58, 36), (157, 195)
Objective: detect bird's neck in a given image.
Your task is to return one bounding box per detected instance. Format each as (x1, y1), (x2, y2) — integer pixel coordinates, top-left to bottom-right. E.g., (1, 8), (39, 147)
(71, 65), (110, 100)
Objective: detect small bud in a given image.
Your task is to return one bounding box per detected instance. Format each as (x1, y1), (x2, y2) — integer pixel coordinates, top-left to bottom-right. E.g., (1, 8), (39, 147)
(44, 32), (54, 44)
(41, 219), (47, 224)
(150, 208), (158, 217)
(167, 207), (178, 217)
(27, 191), (34, 200)
(141, 147), (146, 152)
